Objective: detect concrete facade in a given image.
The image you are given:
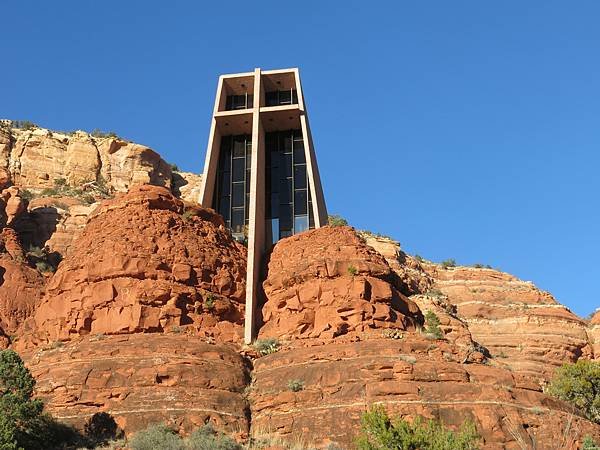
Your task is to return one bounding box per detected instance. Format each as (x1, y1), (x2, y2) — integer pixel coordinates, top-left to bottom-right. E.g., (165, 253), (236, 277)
(199, 68), (328, 343)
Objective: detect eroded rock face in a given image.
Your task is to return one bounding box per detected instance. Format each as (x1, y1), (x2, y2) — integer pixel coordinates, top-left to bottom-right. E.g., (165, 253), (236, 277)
(25, 334), (249, 436)
(259, 226), (422, 340)
(425, 264), (591, 382)
(21, 185), (247, 347)
(13, 196), (97, 257)
(1, 126), (172, 193)
(361, 233), (433, 296)
(172, 171), (203, 204)
(0, 228), (44, 344)
(250, 337), (600, 449)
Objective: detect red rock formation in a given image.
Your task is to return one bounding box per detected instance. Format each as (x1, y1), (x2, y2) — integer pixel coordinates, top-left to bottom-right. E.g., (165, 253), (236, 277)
(250, 337), (600, 449)
(0, 228), (44, 345)
(21, 185), (247, 347)
(25, 334), (249, 436)
(424, 264), (591, 382)
(259, 226), (422, 340)
(13, 196), (96, 256)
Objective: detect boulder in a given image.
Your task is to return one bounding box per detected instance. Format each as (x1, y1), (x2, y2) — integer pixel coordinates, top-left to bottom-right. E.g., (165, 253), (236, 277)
(259, 226), (422, 340)
(20, 185), (247, 347)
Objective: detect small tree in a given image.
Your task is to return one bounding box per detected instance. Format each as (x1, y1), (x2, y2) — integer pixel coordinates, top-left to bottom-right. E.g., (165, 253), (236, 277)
(328, 215), (348, 227)
(547, 360), (600, 423)
(441, 259), (457, 269)
(357, 405), (479, 450)
(424, 310), (443, 339)
(0, 350), (44, 450)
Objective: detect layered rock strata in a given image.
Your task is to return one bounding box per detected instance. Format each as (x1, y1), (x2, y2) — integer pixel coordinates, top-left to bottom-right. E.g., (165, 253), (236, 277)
(26, 334), (250, 436)
(250, 338), (600, 449)
(424, 264), (591, 382)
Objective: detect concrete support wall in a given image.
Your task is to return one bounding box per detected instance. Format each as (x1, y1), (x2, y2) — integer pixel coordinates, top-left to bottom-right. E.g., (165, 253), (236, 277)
(244, 68), (264, 343)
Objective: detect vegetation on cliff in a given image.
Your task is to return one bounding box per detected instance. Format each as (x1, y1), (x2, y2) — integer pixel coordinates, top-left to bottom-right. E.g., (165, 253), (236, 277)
(548, 359), (600, 423)
(356, 405), (479, 450)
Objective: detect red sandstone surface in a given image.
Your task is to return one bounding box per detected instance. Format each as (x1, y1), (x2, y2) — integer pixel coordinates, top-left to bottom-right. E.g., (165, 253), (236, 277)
(259, 226), (422, 340)
(19, 185), (247, 347)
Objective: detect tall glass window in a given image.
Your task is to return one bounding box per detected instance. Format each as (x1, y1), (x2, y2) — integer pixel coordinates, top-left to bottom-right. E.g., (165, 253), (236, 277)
(214, 135), (252, 239)
(265, 129), (313, 245)
(265, 89), (299, 107)
(225, 93), (253, 110)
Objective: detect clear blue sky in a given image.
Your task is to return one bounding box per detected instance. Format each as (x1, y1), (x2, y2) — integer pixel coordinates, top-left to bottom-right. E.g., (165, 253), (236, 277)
(2, 1), (599, 317)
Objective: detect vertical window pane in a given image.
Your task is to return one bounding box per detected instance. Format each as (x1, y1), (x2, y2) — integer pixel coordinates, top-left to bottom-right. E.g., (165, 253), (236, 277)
(232, 158), (245, 181)
(279, 89), (291, 105)
(247, 94), (254, 108)
(270, 193), (279, 217)
(218, 197), (230, 220)
(232, 183), (245, 207)
(280, 178), (292, 203)
(294, 215), (309, 233)
(266, 91), (278, 106)
(292, 89), (298, 104)
(293, 140), (305, 163)
(283, 134), (293, 153)
(282, 154), (293, 177)
(231, 209), (245, 233)
(294, 165), (307, 189)
(279, 204), (292, 231)
(294, 189), (307, 214)
(271, 219), (280, 244)
(219, 170), (230, 196)
(233, 138), (246, 157)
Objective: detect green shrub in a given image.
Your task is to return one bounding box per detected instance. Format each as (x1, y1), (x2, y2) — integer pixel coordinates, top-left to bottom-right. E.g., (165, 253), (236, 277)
(169, 163), (180, 172)
(12, 120), (37, 130)
(130, 423), (184, 450)
(424, 310), (443, 339)
(253, 338), (280, 356)
(203, 294), (215, 311)
(19, 190), (34, 202)
(287, 379), (305, 392)
(185, 424), (241, 450)
(91, 129), (118, 139)
(414, 254), (425, 263)
(356, 405), (479, 450)
(0, 349), (44, 449)
(347, 265), (358, 276)
(35, 261), (55, 274)
(182, 209), (198, 221)
(547, 359), (600, 423)
(583, 435), (599, 450)
(425, 288), (444, 298)
(440, 259), (457, 269)
(328, 214), (348, 227)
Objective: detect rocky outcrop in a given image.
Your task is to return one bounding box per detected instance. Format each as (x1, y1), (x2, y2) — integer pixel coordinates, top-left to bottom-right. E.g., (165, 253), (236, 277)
(173, 171), (203, 204)
(12, 196), (97, 257)
(360, 233), (433, 295)
(20, 185), (247, 347)
(425, 264), (591, 382)
(588, 311), (600, 358)
(250, 337), (600, 449)
(0, 125), (172, 193)
(259, 226), (422, 340)
(25, 334), (250, 436)
(0, 228), (44, 345)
